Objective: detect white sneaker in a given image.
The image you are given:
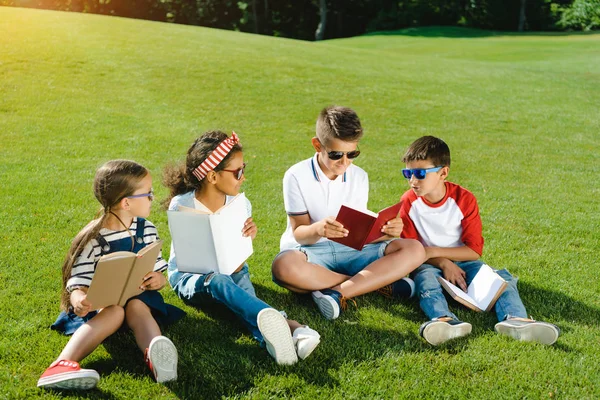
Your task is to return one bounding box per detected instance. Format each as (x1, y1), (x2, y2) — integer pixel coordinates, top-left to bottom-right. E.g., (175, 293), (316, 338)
(495, 318), (560, 345)
(257, 308), (298, 365)
(293, 326), (321, 360)
(146, 336), (178, 383)
(419, 318), (472, 346)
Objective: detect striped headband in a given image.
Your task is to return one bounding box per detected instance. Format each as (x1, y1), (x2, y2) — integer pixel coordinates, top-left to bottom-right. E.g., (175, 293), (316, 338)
(192, 131), (240, 181)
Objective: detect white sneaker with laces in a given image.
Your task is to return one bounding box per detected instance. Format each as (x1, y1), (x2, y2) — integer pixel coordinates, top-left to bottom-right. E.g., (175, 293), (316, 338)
(293, 326), (321, 360)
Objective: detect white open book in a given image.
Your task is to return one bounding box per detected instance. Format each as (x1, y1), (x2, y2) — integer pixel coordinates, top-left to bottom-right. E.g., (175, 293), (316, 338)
(167, 193), (253, 275)
(437, 264), (507, 312)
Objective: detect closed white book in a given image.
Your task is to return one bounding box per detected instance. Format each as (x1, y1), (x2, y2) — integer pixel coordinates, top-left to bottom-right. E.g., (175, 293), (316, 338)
(438, 264), (507, 312)
(167, 193), (253, 275)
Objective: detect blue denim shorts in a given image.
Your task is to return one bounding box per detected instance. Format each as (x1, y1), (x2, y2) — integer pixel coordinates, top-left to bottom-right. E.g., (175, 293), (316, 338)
(282, 240), (390, 277)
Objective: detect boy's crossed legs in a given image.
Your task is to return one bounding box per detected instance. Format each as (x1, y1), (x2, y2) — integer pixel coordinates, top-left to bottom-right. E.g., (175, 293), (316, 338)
(272, 238), (426, 319)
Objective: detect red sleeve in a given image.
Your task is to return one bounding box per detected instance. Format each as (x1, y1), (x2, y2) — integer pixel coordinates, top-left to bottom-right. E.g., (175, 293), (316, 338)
(455, 187), (484, 256)
(400, 190), (419, 240)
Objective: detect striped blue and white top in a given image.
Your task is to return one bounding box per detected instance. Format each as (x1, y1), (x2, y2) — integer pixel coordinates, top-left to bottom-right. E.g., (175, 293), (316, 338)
(66, 217), (167, 292)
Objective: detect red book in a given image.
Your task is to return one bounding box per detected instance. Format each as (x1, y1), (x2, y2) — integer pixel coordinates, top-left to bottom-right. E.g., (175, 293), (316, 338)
(331, 202), (402, 251)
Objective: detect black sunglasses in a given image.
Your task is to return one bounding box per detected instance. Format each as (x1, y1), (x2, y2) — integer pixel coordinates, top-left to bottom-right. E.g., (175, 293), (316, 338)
(221, 163), (246, 180)
(324, 146), (360, 160)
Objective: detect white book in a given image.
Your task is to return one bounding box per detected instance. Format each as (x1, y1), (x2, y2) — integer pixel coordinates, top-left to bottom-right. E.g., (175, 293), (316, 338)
(437, 264), (507, 312)
(167, 193), (253, 275)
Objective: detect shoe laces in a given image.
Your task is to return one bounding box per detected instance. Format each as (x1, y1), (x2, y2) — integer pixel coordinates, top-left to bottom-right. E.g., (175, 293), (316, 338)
(376, 284), (394, 299)
(339, 296), (357, 311)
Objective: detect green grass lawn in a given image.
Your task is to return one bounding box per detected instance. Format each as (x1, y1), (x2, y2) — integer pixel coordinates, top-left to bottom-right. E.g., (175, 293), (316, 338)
(1, 6), (599, 399)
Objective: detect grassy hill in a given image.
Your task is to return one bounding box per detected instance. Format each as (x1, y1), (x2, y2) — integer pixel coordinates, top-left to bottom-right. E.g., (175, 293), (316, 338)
(1, 6), (599, 399)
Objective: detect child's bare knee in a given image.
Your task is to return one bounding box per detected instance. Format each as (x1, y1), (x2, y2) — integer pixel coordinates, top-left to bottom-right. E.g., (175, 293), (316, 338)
(272, 251), (304, 281)
(99, 305), (125, 328)
(103, 304), (125, 318)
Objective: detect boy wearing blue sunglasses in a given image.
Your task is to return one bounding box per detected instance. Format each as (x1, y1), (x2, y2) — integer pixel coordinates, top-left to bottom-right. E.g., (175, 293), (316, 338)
(398, 136), (560, 346)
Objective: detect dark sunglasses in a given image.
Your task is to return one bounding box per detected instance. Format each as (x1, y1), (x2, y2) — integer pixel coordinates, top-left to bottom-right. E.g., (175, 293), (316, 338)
(401, 166), (442, 180)
(221, 163), (246, 180)
(324, 147), (360, 161)
(126, 190), (154, 201)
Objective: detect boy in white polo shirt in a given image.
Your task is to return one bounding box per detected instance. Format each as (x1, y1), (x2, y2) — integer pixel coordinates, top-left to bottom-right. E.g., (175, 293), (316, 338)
(271, 105), (426, 320)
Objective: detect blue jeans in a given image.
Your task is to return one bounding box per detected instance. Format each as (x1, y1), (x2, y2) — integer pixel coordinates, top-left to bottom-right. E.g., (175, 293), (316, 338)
(171, 264), (270, 345)
(411, 260), (527, 322)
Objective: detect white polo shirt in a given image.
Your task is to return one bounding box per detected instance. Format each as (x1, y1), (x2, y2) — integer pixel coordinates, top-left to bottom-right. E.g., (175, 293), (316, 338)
(280, 153), (369, 250)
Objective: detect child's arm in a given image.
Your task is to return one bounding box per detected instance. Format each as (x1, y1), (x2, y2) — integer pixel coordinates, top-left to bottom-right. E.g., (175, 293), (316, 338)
(290, 214), (348, 245)
(425, 246), (480, 291)
(425, 245), (480, 262)
(427, 257), (468, 291)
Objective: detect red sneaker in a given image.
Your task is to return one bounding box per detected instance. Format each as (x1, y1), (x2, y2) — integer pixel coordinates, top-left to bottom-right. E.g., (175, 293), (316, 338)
(37, 360), (99, 390)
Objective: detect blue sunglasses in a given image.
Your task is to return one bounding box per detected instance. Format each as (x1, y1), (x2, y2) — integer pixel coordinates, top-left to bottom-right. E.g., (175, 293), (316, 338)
(402, 166), (443, 180)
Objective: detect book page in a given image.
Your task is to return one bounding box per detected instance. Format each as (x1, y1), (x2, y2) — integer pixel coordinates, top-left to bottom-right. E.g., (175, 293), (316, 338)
(439, 277), (479, 309)
(118, 240), (162, 306)
(210, 193), (254, 275)
(168, 210), (219, 274)
(178, 205), (211, 215)
(466, 264), (506, 311)
(86, 252), (135, 310)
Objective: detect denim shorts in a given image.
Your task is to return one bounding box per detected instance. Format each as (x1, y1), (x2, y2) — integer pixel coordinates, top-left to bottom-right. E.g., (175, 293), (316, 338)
(282, 240), (390, 277)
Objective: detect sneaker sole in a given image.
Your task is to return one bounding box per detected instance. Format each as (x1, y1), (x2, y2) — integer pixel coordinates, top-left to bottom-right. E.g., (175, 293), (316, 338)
(495, 322), (559, 345)
(422, 321), (472, 346)
(37, 371), (99, 390)
(148, 336), (178, 383)
(311, 291), (340, 320)
(257, 308), (298, 365)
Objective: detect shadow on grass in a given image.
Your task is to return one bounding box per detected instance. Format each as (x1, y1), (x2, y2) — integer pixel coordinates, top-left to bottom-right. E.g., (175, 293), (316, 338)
(516, 281), (600, 332)
(362, 26), (600, 39)
(382, 279), (600, 352)
(76, 279), (597, 398)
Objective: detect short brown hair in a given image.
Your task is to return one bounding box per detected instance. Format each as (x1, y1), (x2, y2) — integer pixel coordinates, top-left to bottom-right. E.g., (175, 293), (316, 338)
(315, 106), (363, 144)
(402, 136), (451, 167)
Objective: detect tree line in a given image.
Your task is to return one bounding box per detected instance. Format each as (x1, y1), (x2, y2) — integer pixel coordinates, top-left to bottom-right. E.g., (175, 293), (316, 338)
(4, 0), (599, 39)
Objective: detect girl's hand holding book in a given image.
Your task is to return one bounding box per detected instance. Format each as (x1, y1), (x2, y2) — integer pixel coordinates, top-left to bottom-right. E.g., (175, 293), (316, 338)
(242, 217), (258, 240)
(140, 271), (166, 291)
(70, 289), (93, 317)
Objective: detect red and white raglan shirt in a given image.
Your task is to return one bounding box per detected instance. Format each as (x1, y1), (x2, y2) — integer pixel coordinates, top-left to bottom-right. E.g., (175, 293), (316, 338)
(400, 181), (484, 256)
